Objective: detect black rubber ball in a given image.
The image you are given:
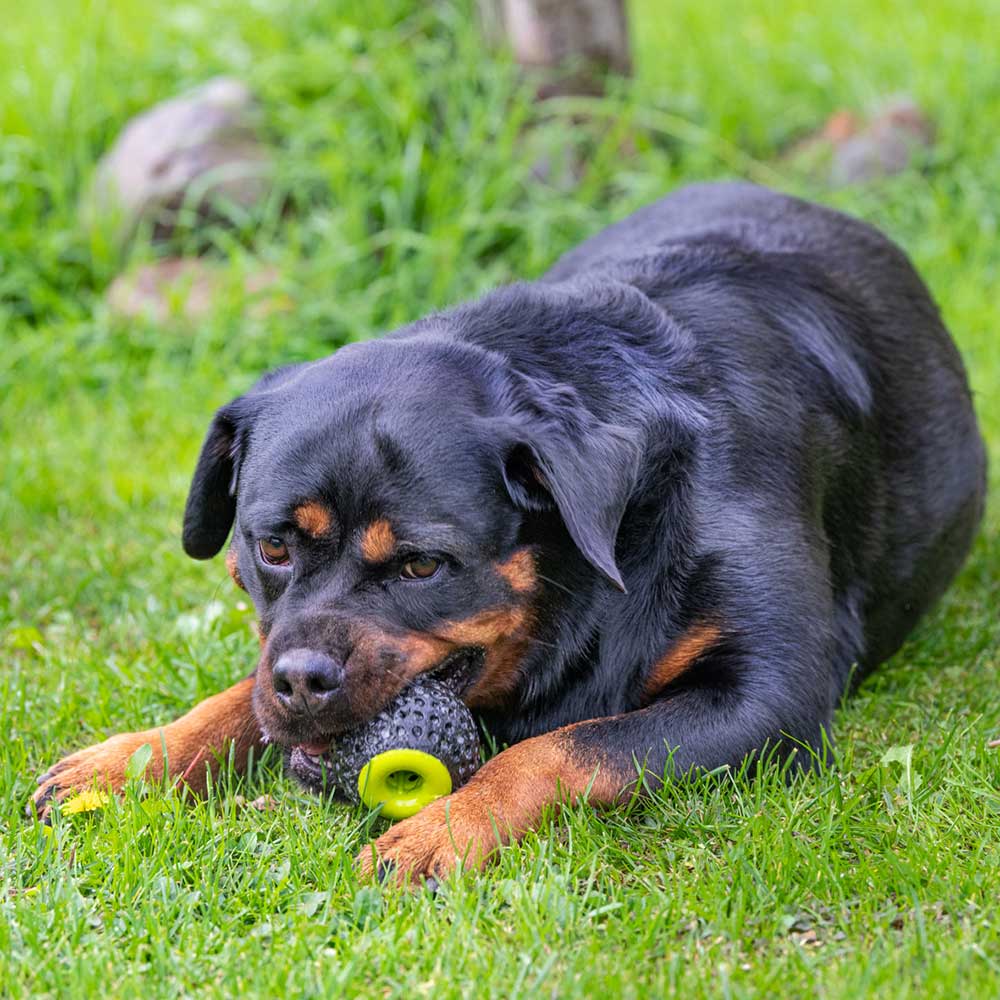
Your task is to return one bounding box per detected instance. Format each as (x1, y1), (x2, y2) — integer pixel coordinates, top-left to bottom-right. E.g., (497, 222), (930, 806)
(287, 675), (481, 817)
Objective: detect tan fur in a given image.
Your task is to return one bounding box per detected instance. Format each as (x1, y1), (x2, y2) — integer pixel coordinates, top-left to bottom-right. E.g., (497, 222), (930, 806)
(356, 720), (629, 884)
(495, 549), (537, 593)
(438, 606), (529, 647)
(360, 519), (396, 563)
(225, 547), (246, 591)
(293, 500), (334, 538)
(379, 606), (534, 710)
(641, 623), (720, 705)
(32, 677), (261, 818)
(390, 632), (452, 678)
(452, 607), (533, 709)
(328, 596), (536, 720)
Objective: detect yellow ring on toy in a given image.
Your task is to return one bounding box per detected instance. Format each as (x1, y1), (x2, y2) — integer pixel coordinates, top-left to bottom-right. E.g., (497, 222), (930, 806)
(357, 748), (453, 820)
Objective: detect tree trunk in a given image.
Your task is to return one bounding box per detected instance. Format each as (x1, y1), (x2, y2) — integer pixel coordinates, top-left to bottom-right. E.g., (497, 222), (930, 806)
(478, 0), (632, 96)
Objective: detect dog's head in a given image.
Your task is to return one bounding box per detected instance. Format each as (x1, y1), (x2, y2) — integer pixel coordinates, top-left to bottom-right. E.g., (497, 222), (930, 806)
(182, 301), (642, 762)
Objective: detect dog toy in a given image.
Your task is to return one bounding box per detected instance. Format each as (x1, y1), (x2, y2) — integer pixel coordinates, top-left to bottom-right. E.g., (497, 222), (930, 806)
(315, 675), (481, 819)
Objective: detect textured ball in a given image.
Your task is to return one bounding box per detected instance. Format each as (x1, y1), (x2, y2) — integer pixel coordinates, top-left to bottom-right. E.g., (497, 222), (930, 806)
(288, 674), (481, 818)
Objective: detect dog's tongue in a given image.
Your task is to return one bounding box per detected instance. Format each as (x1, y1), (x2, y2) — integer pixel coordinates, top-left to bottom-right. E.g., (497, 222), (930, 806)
(296, 741), (332, 756)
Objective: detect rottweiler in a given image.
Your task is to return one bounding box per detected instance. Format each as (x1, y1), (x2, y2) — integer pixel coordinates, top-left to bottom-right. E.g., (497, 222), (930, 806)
(34, 183), (987, 882)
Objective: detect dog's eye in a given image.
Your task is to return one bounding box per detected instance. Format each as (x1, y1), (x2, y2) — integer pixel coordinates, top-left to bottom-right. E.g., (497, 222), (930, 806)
(259, 537), (290, 566)
(400, 555), (441, 580)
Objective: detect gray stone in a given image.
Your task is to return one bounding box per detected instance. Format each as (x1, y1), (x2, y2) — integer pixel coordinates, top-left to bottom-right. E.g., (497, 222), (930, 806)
(105, 258), (287, 324)
(87, 77), (272, 241)
(783, 97), (935, 186)
(831, 98), (935, 185)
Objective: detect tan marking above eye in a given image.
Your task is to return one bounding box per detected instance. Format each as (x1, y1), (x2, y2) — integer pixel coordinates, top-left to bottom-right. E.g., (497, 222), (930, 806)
(293, 500), (334, 538)
(360, 520), (396, 563)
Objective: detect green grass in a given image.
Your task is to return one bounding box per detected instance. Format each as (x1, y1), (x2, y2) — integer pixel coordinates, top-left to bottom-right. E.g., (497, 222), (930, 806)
(2, 0), (999, 996)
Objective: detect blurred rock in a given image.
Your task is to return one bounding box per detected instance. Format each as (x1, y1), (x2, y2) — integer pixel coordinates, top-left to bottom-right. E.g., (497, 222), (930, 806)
(832, 98), (935, 184)
(87, 77), (272, 242)
(786, 97), (935, 185)
(106, 258), (288, 324)
(479, 0), (631, 98)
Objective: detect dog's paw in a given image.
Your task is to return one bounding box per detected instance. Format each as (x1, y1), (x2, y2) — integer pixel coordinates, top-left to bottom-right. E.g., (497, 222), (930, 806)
(29, 679), (262, 821)
(355, 790), (508, 886)
(30, 731), (160, 821)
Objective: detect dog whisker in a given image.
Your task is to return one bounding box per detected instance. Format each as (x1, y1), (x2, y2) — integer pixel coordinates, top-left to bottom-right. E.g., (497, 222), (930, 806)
(536, 573), (577, 597)
(520, 635), (559, 650)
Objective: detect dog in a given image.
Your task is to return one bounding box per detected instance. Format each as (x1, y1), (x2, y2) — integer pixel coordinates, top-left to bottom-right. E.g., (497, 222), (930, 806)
(33, 182), (987, 882)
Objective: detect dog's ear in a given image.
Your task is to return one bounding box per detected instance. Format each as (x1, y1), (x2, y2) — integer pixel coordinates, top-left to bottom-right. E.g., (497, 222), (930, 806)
(182, 399), (252, 559)
(498, 379), (641, 591)
(182, 363), (306, 559)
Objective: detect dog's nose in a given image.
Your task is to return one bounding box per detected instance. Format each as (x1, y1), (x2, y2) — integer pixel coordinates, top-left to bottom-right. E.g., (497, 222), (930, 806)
(271, 649), (344, 712)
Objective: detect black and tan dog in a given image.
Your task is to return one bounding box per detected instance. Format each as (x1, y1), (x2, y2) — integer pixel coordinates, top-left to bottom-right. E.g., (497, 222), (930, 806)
(34, 183), (986, 882)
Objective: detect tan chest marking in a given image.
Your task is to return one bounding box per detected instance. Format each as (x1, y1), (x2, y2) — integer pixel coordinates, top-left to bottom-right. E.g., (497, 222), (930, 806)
(642, 623), (720, 704)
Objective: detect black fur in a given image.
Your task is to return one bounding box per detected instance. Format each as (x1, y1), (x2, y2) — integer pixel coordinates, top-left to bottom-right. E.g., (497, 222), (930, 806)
(184, 182), (986, 780)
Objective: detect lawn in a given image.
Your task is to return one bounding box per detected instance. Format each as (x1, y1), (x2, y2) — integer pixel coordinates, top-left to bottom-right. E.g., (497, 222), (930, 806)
(1, 0), (998, 996)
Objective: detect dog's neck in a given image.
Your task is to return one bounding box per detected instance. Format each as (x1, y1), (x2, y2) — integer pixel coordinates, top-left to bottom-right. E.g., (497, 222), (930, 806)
(482, 444), (705, 744)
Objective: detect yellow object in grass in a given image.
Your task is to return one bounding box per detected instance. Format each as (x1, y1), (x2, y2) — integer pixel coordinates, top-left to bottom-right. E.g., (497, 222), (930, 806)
(62, 789), (110, 815)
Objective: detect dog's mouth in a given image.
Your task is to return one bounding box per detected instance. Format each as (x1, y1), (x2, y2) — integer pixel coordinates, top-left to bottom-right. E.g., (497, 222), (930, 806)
(285, 649), (483, 794)
(286, 743), (338, 793)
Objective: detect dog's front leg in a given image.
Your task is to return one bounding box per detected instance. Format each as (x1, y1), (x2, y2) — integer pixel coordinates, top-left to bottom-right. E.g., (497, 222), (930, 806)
(357, 681), (827, 885)
(31, 675), (262, 819)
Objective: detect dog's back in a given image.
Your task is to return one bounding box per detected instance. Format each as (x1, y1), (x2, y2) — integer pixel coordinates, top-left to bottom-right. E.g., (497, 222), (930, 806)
(546, 182), (987, 677)
(34, 184), (988, 881)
